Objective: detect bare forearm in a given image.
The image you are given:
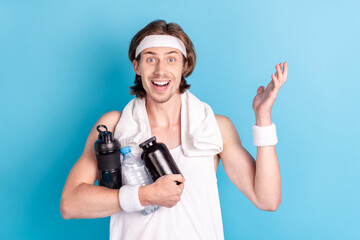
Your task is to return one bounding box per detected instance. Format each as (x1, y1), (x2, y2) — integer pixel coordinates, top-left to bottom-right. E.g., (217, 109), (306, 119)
(254, 145), (281, 210)
(61, 183), (122, 219)
(250, 61), (287, 210)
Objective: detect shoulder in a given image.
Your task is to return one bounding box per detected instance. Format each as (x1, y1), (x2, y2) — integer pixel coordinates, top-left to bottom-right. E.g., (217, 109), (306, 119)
(76, 110), (123, 165)
(215, 114), (242, 145)
(96, 110), (122, 133)
(215, 114), (234, 131)
(100, 110), (122, 120)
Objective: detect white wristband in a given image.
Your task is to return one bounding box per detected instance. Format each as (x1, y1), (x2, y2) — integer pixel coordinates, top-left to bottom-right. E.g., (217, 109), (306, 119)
(118, 185), (145, 213)
(252, 123), (278, 146)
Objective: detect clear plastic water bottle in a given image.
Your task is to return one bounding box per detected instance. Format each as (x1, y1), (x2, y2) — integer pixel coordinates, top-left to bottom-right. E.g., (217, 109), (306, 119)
(120, 146), (159, 215)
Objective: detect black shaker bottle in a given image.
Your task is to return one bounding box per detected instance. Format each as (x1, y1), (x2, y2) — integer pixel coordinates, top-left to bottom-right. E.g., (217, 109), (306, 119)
(139, 136), (182, 184)
(94, 125), (122, 189)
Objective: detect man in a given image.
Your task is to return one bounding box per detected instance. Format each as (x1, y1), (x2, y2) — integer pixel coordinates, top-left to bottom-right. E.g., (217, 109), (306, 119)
(60, 20), (287, 239)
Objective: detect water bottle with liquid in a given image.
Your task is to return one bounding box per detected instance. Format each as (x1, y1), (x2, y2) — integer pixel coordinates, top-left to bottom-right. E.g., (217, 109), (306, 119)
(121, 146), (159, 215)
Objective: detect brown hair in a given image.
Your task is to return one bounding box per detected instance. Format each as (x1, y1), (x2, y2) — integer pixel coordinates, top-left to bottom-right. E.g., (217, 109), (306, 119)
(128, 19), (196, 98)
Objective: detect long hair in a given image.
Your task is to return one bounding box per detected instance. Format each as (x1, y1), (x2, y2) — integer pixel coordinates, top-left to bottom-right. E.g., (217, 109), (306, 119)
(128, 20), (197, 98)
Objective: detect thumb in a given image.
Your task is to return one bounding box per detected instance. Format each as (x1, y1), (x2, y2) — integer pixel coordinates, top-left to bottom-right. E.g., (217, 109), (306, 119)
(166, 174), (185, 183)
(257, 86), (265, 95)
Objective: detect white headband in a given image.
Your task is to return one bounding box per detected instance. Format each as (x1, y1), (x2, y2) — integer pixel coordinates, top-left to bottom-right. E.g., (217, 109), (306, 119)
(135, 35), (187, 58)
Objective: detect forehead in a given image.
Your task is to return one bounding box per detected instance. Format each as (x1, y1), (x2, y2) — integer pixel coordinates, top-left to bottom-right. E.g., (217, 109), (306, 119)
(141, 47), (182, 56)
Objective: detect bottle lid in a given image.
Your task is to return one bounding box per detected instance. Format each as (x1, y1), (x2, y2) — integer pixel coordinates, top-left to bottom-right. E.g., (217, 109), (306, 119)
(139, 136), (157, 150)
(97, 125), (114, 143)
(94, 125), (120, 154)
(120, 146), (131, 155)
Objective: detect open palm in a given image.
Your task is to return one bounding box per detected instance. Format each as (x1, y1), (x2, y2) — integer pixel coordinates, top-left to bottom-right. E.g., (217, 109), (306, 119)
(252, 62), (288, 121)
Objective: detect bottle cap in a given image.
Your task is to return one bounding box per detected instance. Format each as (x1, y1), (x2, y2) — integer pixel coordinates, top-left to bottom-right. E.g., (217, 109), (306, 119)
(96, 125), (114, 142)
(94, 125), (120, 154)
(139, 136), (157, 150)
(120, 146), (131, 155)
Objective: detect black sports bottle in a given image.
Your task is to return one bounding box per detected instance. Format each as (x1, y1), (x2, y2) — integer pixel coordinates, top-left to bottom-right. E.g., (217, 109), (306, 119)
(139, 136), (182, 184)
(94, 125), (122, 189)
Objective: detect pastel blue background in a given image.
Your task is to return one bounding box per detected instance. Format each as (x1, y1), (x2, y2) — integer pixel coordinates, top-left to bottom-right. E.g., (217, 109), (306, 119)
(1, 0), (359, 239)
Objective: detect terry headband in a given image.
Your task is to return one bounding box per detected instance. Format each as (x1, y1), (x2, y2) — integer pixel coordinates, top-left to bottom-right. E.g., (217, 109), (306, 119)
(135, 35), (187, 58)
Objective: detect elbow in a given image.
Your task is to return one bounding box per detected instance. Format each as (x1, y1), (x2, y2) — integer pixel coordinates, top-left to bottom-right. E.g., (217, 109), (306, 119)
(262, 202), (281, 212)
(257, 196), (282, 212)
(60, 197), (73, 220)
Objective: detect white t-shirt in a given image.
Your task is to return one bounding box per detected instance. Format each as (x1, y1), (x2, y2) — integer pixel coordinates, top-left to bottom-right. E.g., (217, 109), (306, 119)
(110, 145), (224, 240)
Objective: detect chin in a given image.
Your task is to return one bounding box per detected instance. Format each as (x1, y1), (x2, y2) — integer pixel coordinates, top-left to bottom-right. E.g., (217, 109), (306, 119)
(149, 94), (172, 103)
(147, 88), (180, 104)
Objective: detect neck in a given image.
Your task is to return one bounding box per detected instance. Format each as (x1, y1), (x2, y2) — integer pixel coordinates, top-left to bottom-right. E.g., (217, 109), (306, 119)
(145, 93), (181, 128)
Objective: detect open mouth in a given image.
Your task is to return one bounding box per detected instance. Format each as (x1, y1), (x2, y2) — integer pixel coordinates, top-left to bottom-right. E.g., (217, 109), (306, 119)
(151, 80), (170, 87)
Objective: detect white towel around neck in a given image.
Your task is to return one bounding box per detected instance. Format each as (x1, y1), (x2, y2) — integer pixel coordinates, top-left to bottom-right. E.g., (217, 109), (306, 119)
(114, 90), (223, 157)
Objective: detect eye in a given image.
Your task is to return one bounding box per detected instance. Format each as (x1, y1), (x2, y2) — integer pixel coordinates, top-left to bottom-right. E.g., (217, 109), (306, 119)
(168, 57), (175, 63)
(147, 57), (155, 63)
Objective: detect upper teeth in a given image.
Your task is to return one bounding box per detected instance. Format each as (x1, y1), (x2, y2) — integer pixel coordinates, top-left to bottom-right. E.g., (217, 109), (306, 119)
(153, 81), (169, 85)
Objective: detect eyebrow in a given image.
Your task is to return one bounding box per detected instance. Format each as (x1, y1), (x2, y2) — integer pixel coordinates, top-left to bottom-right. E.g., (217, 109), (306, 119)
(143, 51), (179, 55)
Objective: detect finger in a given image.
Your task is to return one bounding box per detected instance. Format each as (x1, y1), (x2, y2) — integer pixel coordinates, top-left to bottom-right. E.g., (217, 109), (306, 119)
(276, 64), (282, 79)
(265, 79), (274, 92)
(276, 64), (283, 83)
(257, 86), (265, 95)
(276, 64), (282, 76)
(280, 63), (283, 72)
(271, 74), (280, 89)
(167, 174), (185, 183)
(280, 62), (286, 85)
(283, 62), (288, 82)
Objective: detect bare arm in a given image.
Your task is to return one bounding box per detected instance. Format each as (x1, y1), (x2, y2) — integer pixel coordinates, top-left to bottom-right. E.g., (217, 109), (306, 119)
(216, 62), (287, 211)
(60, 111), (185, 219)
(216, 115), (281, 211)
(60, 111), (123, 219)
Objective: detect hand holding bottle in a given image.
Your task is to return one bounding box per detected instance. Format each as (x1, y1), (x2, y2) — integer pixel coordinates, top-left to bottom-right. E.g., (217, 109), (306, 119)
(139, 174), (185, 208)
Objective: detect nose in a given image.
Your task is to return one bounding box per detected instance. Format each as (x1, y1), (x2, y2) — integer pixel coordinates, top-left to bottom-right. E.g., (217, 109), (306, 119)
(154, 60), (167, 76)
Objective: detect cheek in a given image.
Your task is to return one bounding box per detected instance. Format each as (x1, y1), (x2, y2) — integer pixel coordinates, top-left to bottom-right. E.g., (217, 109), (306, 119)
(140, 67), (153, 78)
(170, 64), (184, 76)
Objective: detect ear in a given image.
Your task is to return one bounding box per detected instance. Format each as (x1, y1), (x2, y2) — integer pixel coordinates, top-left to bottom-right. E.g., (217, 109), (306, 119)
(132, 59), (141, 75)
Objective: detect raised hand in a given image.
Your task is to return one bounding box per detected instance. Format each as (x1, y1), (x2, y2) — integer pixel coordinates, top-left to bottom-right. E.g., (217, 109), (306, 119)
(252, 62), (288, 126)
